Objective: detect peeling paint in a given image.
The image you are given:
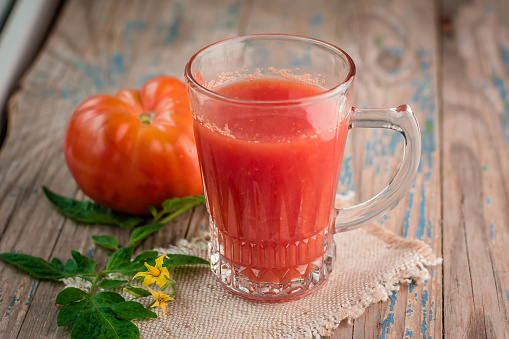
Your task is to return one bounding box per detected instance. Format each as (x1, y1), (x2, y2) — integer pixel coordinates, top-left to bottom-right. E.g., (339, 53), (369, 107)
(311, 13), (323, 27)
(416, 183), (426, 240)
(166, 18), (182, 44)
(498, 44), (509, 145)
(62, 89), (70, 100)
(113, 53), (125, 75)
(421, 289), (429, 338)
(72, 59), (104, 91)
(125, 20), (146, 54)
(25, 278), (36, 305)
(381, 291), (397, 338)
(5, 289), (19, 316)
(403, 192), (414, 238)
(338, 156), (354, 195)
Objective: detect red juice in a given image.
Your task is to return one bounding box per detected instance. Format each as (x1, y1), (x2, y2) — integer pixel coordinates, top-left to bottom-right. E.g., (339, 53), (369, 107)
(193, 78), (349, 284)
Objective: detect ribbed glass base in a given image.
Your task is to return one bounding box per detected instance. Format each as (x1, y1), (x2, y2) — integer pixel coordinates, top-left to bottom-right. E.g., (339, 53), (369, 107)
(208, 221), (336, 302)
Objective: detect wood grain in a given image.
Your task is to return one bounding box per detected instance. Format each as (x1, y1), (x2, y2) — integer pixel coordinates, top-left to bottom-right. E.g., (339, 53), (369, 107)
(442, 0), (509, 338)
(329, 1), (443, 338)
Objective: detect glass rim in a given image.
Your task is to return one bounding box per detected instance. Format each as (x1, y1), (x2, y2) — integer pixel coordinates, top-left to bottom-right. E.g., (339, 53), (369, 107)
(184, 34), (356, 105)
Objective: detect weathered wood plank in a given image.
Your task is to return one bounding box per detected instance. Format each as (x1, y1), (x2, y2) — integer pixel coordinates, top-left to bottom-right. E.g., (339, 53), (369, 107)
(332, 1), (442, 338)
(350, 303), (381, 339)
(441, 0), (509, 338)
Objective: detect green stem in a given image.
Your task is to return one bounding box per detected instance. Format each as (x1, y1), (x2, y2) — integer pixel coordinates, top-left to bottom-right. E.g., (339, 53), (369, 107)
(137, 111), (156, 124)
(88, 272), (105, 295)
(157, 202), (199, 225)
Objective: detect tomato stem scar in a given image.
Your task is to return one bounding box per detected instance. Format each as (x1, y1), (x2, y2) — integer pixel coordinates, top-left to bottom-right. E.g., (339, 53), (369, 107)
(138, 111), (156, 124)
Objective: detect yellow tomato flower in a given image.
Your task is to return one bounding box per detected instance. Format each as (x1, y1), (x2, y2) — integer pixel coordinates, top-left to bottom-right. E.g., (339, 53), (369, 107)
(148, 287), (173, 317)
(133, 254), (170, 287)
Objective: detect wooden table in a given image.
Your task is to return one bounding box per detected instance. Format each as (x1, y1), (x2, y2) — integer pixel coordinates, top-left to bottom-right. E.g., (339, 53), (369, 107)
(1, 0), (508, 337)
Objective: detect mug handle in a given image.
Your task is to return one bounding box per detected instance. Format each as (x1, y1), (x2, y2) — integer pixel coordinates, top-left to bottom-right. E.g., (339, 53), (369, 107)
(335, 104), (421, 232)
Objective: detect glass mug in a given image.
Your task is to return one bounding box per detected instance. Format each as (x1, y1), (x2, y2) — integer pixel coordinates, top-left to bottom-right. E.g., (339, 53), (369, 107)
(184, 35), (421, 302)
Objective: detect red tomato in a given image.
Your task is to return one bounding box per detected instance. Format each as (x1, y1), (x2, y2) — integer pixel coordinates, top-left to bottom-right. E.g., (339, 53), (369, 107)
(64, 76), (203, 215)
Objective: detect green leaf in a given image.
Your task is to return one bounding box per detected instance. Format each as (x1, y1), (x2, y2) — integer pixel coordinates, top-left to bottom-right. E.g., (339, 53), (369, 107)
(0, 253), (65, 280)
(58, 292), (126, 328)
(147, 205), (158, 218)
(115, 251), (158, 277)
(71, 307), (139, 339)
(92, 235), (119, 250)
(51, 257), (64, 271)
(99, 279), (128, 290)
(162, 195), (206, 210)
(93, 291), (126, 304)
(164, 254), (209, 267)
(123, 285), (152, 298)
(59, 292), (139, 339)
(111, 301), (157, 319)
(56, 287), (87, 305)
(63, 258), (79, 275)
(42, 186), (144, 230)
(57, 299), (91, 327)
(153, 195), (205, 224)
(106, 246), (134, 272)
(71, 250), (97, 274)
(132, 251), (159, 264)
(128, 223), (164, 247)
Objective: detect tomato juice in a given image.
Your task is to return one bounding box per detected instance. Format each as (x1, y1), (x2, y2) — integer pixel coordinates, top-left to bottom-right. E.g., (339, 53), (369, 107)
(193, 78), (349, 284)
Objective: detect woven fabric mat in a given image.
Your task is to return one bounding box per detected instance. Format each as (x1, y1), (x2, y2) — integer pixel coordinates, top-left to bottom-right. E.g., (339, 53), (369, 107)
(65, 224), (440, 338)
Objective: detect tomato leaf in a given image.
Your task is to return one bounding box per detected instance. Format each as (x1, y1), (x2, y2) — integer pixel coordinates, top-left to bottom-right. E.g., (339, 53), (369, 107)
(128, 223), (165, 247)
(163, 254), (209, 267)
(92, 235), (119, 250)
(106, 246), (134, 272)
(71, 250), (97, 274)
(147, 205), (158, 219)
(98, 279), (128, 290)
(71, 306), (139, 339)
(63, 258), (79, 276)
(56, 287), (87, 305)
(0, 253), (67, 280)
(57, 299), (91, 327)
(153, 195), (205, 224)
(111, 301), (157, 320)
(123, 285), (152, 298)
(115, 251), (158, 277)
(42, 186), (144, 230)
(57, 292), (143, 338)
(51, 257), (65, 271)
(0, 251), (99, 281)
(161, 195), (206, 210)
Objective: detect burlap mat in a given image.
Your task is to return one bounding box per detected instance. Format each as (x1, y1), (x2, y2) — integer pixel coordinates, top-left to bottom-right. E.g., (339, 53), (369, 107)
(65, 223), (440, 338)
